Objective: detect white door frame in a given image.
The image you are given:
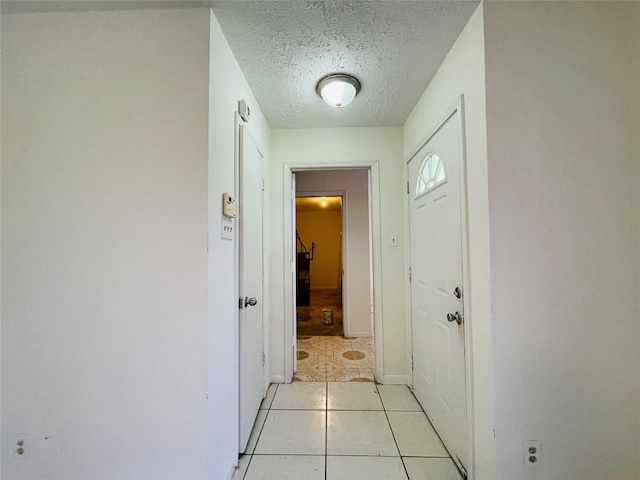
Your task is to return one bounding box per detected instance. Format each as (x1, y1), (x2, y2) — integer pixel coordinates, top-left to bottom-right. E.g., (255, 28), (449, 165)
(283, 163), (383, 383)
(295, 190), (347, 337)
(405, 95), (474, 478)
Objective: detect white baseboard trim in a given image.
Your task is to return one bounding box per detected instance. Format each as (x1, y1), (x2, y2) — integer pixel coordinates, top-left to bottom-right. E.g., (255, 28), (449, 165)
(380, 375), (409, 385)
(269, 375), (285, 385)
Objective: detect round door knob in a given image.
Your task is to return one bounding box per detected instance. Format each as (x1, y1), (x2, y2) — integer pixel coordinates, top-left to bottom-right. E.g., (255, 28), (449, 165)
(244, 297), (258, 307)
(447, 312), (463, 325)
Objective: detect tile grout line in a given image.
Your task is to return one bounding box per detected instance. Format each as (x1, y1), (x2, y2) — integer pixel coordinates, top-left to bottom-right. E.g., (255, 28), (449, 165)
(324, 381), (328, 480)
(378, 384), (412, 480)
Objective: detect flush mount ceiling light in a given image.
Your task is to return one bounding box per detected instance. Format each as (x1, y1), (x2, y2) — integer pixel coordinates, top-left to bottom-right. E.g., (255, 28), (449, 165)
(316, 73), (361, 108)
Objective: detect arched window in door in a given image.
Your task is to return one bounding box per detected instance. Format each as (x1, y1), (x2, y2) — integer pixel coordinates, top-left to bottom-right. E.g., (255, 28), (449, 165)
(415, 151), (446, 197)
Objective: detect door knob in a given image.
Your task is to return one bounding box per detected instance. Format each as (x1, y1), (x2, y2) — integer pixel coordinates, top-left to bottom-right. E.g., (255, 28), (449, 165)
(447, 312), (463, 325)
(244, 297), (258, 308)
(453, 287), (462, 299)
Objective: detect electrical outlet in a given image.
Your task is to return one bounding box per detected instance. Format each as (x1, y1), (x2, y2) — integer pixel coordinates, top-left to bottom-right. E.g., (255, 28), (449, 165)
(524, 440), (541, 467)
(14, 434), (29, 459)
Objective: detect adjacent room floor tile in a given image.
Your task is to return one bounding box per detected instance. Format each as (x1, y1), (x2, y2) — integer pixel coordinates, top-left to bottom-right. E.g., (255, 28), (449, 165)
(386, 411), (449, 457)
(403, 457), (463, 480)
(244, 455), (325, 480)
(326, 455), (408, 480)
(355, 370), (375, 382)
(295, 336), (375, 382)
(333, 369), (367, 382)
(271, 382), (326, 410)
(254, 410), (326, 455)
(327, 410), (398, 456)
(327, 382), (383, 410)
(377, 385), (423, 411)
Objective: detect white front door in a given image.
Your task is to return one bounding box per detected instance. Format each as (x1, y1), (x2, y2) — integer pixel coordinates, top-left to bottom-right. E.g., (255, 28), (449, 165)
(408, 109), (469, 472)
(238, 125), (264, 453)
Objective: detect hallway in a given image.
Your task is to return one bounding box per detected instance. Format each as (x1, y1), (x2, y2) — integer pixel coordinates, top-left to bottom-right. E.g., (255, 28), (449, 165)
(232, 382), (462, 480)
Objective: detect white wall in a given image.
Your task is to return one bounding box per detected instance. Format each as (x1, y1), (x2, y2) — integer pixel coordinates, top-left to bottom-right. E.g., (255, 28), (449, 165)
(1, 8), (210, 479)
(208, 10), (271, 480)
(484, 2), (640, 479)
(403, 5), (494, 478)
(270, 127), (404, 381)
(296, 169), (373, 337)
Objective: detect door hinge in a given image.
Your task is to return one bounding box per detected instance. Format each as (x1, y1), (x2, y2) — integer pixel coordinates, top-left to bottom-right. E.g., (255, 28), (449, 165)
(408, 267), (412, 281)
(238, 298), (243, 309)
(262, 352), (265, 366)
(406, 180), (410, 194)
(411, 356), (414, 370)
(262, 178), (265, 191)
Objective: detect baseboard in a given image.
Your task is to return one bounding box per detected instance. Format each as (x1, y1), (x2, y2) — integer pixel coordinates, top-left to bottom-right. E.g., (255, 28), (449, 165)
(269, 375), (285, 385)
(380, 375), (409, 385)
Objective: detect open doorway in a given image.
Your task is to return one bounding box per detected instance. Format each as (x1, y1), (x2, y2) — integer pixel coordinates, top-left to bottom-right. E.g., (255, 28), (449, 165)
(293, 169), (375, 382)
(296, 196), (344, 337)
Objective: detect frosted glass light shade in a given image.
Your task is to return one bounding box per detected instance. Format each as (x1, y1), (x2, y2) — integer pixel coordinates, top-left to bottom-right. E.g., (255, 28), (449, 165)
(316, 74), (361, 108)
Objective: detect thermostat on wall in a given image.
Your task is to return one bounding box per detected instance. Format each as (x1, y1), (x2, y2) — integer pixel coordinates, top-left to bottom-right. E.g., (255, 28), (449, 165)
(222, 193), (237, 218)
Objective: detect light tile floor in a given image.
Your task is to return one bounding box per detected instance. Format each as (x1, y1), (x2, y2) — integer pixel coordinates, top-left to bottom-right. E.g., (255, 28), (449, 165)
(232, 382), (463, 480)
(294, 336), (374, 382)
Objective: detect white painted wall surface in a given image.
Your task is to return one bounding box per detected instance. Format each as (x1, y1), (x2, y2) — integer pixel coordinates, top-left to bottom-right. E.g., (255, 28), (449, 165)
(1, 9), (209, 479)
(208, 10), (271, 480)
(296, 169), (372, 337)
(403, 6), (495, 479)
(270, 127), (404, 381)
(484, 2), (640, 479)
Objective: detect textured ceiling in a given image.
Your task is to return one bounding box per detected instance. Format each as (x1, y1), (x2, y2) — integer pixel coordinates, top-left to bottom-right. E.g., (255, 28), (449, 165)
(0, 1), (212, 14)
(211, 0), (479, 129)
(2, 0), (480, 130)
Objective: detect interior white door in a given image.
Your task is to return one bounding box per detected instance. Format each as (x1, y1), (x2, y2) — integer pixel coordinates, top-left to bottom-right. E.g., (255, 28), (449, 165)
(408, 110), (469, 471)
(291, 173), (297, 374)
(239, 125), (264, 453)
